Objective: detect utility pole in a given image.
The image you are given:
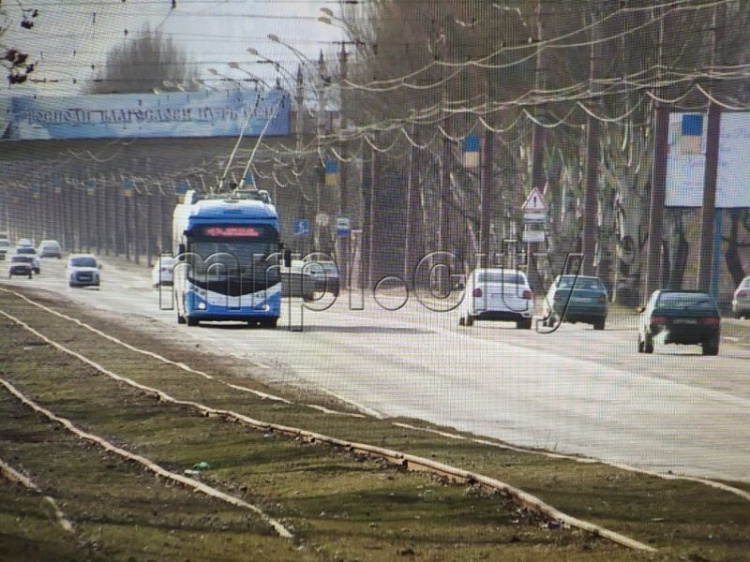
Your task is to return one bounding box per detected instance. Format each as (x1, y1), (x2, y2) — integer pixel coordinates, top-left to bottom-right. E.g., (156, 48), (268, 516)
(582, 0), (602, 276)
(360, 145), (374, 290)
(337, 44), (350, 289)
(644, 4), (669, 302)
(697, 3), (722, 293)
(404, 124), (421, 285)
(479, 129), (494, 269)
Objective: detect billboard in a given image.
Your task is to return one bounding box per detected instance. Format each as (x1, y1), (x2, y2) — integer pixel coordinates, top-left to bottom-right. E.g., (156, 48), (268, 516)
(2, 89), (290, 141)
(666, 112), (750, 208)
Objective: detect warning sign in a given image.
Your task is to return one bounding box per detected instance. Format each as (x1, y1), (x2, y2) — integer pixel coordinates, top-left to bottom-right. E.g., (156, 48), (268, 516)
(521, 187), (547, 212)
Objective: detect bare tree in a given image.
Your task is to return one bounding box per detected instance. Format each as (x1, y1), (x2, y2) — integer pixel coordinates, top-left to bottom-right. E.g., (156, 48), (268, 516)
(0, 1), (38, 84)
(85, 25), (197, 94)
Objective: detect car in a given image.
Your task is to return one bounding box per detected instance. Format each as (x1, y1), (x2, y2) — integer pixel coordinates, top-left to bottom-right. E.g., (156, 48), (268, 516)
(7, 255), (34, 279)
(459, 268), (534, 329)
(637, 290), (721, 356)
(13, 246), (41, 274)
(37, 239), (63, 259)
(542, 274), (608, 330)
(304, 260), (340, 296)
(152, 256), (174, 287)
(280, 261), (316, 301)
(731, 276), (750, 319)
(0, 238), (10, 261)
(67, 253), (101, 287)
(16, 238), (33, 248)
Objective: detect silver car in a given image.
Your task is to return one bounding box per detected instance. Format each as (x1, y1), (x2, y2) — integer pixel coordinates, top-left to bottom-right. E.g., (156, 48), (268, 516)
(731, 276), (750, 319)
(67, 254), (101, 288)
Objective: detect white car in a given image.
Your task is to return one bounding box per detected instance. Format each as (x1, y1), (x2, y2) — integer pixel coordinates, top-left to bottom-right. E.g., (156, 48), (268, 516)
(67, 254), (101, 288)
(731, 276), (750, 319)
(13, 246), (41, 274)
(152, 256), (174, 287)
(459, 268), (535, 329)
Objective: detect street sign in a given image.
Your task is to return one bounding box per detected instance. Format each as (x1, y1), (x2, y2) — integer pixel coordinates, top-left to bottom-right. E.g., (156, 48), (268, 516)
(294, 219), (310, 237)
(336, 216), (351, 237)
(315, 213), (330, 227)
(521, 187), (547, 212)
(523, 212), (547, 223)
(523, 230), (546, 243)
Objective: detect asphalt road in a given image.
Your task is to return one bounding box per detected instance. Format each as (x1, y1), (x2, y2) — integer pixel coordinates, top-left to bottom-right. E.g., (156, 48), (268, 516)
(4, 256), (750, 484)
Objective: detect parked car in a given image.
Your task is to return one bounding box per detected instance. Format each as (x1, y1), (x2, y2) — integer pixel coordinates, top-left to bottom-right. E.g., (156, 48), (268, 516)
(67, 254), (101, 287)
(13, 246), (40, 274)
(37, 239), (63, 259)
(459, 268), (534, 329)
(637, 290), (721, 356)
(304, 260), (340, 296)
(152, 256), (174, 287)
(542, 274), (608, 330)
(731, 276), (750, 319)
(7, 255), (34, 279)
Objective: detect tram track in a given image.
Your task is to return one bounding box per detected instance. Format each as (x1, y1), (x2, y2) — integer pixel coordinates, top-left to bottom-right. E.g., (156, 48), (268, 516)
(4, 287), (750, 502)
(0, 290), (660, 552)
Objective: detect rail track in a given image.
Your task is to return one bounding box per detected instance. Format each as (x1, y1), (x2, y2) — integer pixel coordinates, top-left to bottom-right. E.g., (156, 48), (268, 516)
(2, 286), (748, 554)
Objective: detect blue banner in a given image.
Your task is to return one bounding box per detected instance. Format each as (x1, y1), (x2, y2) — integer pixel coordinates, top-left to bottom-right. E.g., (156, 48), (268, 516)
(3, 89), (290, 141)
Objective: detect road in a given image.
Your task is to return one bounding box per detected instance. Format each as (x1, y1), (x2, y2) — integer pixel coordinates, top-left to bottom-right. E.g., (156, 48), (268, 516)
(4, 256), (750, 483)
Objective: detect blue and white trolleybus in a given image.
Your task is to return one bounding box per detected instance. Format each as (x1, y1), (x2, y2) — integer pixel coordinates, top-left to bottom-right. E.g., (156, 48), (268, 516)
(172, 189), (282, 328)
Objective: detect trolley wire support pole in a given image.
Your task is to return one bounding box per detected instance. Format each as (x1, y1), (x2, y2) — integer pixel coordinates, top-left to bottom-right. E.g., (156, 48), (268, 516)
(697, 2), (724, 294)
(644, 3), (669, 304)
(479, 130), (494, 270)
(582, 0), (604, 277)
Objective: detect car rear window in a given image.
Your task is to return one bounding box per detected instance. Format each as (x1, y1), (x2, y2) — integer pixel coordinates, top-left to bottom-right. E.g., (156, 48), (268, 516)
(476, 271), (525, 284)
(11, 256), (32, 263)
(557, 277), (604, 291)
(16, 247), (36, 254)
(657, 292), (718, 311)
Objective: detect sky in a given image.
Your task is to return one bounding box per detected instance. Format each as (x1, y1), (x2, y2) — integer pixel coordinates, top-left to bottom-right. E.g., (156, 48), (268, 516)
(2, 0), (346, 97)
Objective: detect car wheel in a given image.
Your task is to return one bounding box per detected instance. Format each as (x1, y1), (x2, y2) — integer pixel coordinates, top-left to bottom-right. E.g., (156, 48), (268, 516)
(177, 313), (186, 325)
(637, 335), (644, 353)
(702, 336), (720, 356)
(644, 334), (654, 354)
(466, 314), (474, 327)
(593, 320), (605, 330)
(186, 317), (199, 327)
(459, 316), (465, 326)
(28, 273), (32, 279)
(517, 318), (532, 330)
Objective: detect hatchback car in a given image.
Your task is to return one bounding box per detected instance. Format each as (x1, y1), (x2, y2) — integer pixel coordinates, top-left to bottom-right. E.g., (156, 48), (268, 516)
(67, 254), (101, 287)
(152, 256), (174, 288)
(459, 268), (534, 329)
(542, 274), (608, 330)
(8, 255), (34, 279)
(638, 290), (721, 356)
(14, 246), (40, 274)
(38, 239), (63, 259)
(731, 276), (750, 319)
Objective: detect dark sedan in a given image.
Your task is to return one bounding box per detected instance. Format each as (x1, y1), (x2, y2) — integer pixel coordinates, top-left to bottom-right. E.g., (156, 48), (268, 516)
(638, 290), (721, 356)
(8, 255), (34, 279)
(542, 274), (608, 330)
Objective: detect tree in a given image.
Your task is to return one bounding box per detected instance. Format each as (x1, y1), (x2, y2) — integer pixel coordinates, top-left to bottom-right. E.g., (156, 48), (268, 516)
(0, 1), (38, 84)
(85, 25), (197, 94)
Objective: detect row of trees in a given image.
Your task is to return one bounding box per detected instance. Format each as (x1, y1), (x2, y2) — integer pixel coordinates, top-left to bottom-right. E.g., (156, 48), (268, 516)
(6, 1), (750, 303)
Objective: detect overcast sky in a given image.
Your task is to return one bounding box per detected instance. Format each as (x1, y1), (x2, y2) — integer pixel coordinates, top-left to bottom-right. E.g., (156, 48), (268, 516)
(3, 0), (345, 96)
